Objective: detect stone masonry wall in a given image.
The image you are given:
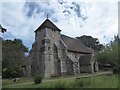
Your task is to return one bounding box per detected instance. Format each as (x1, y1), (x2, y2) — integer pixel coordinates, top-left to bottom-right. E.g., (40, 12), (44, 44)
(30, 26), (95, 78)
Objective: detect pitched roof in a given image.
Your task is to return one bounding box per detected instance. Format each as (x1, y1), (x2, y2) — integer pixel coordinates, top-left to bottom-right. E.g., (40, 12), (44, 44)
(61, 35), (94, 54)
(34, 19), (61, 32)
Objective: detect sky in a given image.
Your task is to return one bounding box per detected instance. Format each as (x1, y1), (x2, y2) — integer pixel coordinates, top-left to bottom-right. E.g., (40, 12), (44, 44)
(0, 0), (119, 50)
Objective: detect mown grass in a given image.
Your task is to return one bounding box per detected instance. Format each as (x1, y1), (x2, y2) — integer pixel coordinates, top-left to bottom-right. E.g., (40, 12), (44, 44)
(2, 74), (119, 88)
(2, 77), (33, 85)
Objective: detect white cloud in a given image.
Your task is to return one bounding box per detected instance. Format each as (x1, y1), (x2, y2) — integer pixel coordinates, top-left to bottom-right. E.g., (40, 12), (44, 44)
(1, 1), (118, 49)
(75, 2), (118, 44)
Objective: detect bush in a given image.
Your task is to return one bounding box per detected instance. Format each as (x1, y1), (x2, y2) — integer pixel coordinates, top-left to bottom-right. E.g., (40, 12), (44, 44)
(2, 67), (22, 79)
(94, 36), (119, 73)
(113, 66), (120, 74)
(34, 75), (43, 84)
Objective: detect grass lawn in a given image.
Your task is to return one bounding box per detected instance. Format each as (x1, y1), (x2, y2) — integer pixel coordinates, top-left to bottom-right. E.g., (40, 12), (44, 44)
(2, 77), (33, 85)
(2, 74), (119, 88)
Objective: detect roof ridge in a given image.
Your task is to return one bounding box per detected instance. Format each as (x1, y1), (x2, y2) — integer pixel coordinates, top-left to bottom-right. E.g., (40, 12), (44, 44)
(61, 34), (78, 40)
(34, 19), (61, 32)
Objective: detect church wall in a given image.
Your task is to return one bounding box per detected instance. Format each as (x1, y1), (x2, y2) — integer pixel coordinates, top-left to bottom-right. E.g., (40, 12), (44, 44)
(79, 54), (94, 73)
(44, 53), (54, 78)
(23, 65), (31, 77)
(43, 28), (62, 78)
(93, 61), (99, 72)
(67, 51), (94, 74)
(35, 28), (46, 50)
(59, 40), (68, 75)
(67, 51), (81, 74)
(46, 28), (61, 43)
(35, 27), (62, 78)
(67, 51), (82, 62)
(66, 57), (74, 75)
(53, 44), (61, 76)
(80, 65), (93, 73)
(30, 43), (37, 76)
(31, 28), (47, 77)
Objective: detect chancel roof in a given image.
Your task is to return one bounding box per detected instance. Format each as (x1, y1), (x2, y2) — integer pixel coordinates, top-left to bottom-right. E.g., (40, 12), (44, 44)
(61, 35), (94, 54)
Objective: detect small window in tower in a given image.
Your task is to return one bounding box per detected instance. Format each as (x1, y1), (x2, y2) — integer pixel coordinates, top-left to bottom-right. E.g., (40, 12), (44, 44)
(48, 47), (50, 50)
(48, 55), (51, 61)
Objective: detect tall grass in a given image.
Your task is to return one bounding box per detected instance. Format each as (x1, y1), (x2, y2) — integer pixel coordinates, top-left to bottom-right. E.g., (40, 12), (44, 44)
(3, 74), (118, 88)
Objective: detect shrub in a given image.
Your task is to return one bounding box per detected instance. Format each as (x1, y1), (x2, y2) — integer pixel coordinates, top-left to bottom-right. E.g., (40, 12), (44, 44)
(2, 67), (22, 79)
(113, 66), (120, 74)
(34, 75), (43, 84)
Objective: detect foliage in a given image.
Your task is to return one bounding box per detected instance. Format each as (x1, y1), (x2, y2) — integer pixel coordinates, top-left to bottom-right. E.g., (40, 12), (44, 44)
(76, 35), (103, 51)
(2, 39), (28, 78)
(34, 75), (43, 84)
(95, 35), (120, 73)
(2, 67), (22, 78)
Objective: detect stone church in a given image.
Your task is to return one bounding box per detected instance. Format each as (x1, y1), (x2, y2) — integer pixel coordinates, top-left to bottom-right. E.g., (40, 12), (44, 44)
(29, 18), (98, 78)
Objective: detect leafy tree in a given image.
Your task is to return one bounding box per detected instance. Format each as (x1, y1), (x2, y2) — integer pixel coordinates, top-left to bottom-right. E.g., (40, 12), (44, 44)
(95, 35), (120, 73)
(2, 39), (28, 78)
(76, 35), (103, 51)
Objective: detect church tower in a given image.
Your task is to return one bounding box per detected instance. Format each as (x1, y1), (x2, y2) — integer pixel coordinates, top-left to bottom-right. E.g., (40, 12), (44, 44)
(33, 18), (62, 78)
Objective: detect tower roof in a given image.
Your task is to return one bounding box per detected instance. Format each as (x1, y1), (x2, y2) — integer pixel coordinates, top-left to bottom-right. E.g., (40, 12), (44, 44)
(34, 19), (61, 32)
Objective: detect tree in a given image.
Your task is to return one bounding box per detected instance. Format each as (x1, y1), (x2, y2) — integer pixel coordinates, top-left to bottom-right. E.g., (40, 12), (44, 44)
(2, 39), (28, 78)
(76, 35), (103, 51)
(95, 35), (120, 73)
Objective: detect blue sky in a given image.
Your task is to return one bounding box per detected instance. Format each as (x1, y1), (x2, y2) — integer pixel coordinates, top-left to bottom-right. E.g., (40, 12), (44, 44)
(0, 0), (118, 50)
